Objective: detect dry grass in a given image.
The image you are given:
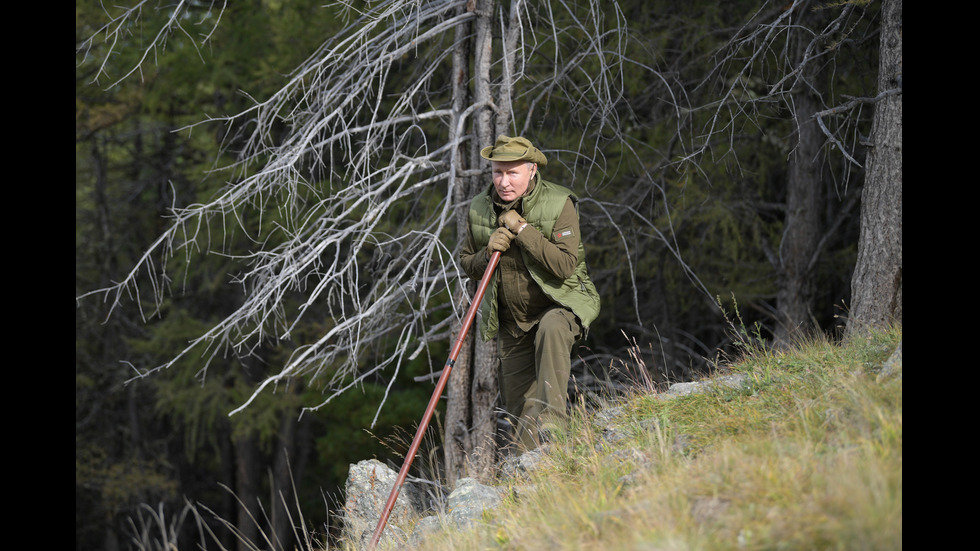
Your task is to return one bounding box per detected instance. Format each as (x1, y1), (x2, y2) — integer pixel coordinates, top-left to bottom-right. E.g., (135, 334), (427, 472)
(416, 325), (902, 550)
(128, 325), (901, 550)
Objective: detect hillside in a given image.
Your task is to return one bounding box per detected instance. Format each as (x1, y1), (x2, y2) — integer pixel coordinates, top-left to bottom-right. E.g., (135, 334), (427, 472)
(352, 325), (902, 551)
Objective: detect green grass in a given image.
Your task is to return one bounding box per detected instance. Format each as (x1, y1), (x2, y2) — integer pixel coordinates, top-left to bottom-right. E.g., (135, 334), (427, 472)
(126, 325), (901, 550)
(413, 325), (902, 550)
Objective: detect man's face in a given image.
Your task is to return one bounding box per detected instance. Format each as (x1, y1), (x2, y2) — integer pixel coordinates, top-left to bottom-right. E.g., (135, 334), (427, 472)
(492, 160), (536, 203)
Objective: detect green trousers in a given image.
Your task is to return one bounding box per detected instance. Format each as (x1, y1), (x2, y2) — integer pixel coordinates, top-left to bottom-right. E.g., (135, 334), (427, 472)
(497, 306), (581, 450)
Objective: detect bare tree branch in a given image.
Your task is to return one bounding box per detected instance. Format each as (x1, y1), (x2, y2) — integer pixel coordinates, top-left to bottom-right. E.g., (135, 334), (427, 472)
(78, 0), (707, 419)
(814, 87), (903, 167)
(77, 0), (229, 88)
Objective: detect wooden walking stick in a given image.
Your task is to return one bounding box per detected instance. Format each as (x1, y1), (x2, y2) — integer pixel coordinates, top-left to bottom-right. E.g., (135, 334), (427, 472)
(367, 250), (501, 550)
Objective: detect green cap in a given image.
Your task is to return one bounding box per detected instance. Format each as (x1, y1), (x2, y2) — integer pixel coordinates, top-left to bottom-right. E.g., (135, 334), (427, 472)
(480, 135), (548, 166)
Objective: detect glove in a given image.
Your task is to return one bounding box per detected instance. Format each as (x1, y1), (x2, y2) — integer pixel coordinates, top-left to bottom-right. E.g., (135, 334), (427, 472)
(498, 210), (528, 234)
(487, 227), (516, 255)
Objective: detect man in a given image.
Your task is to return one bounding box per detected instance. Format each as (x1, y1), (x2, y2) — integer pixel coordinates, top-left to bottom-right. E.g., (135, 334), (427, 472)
(460, 135), (601, 451)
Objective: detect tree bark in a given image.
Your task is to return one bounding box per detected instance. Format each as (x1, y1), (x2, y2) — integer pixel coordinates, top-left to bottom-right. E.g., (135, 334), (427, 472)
(467, 0), (515, 480)
(846, 0), (902, 338)
(444, 0), (505, 485)
(444, 0), (476, 489)
(271, 407), (298, 551)
(235, 435), (260, 551)
(773, 1), (827, 347)
(775, 90), (823, 345)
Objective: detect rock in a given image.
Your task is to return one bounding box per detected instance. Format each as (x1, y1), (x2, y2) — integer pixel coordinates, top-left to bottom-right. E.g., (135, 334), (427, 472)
(877, 341), (902, 382)
(593, 405), (626, 426)
(593, 405), (630, 450)
(664, 373), (747, 397)
(340, 459), (426, 548)
(499, 447), (547, 478)
(407, 477), (504, 547)
(446, 477), (504, 528)
(408, 515), (444, 548)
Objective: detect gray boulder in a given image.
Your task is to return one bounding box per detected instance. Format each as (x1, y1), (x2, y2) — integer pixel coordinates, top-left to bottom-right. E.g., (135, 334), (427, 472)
(340, 459), (426, 548)
(404, 477), (506, 547)
(445, 477), (504, 528)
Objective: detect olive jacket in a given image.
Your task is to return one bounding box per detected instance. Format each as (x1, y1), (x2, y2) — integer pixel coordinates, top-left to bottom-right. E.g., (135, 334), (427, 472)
(460, 174), (601, 342)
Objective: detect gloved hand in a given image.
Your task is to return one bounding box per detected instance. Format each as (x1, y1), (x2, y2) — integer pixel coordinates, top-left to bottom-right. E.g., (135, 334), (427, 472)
(498, 210), (527, 234)
(487, 227), (516, 255)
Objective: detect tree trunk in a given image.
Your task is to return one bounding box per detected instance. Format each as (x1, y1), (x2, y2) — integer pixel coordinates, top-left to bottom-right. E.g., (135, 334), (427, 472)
(846, 0), (902, 338)
(467, 325), (500, 478)
(443, 304), (474, 487)
(444, 0), (503, 486)
(775, 91), (823, 345)
(271, 408), (298, 551)
(444, 0), (476, 488)
(773, 1), (826, 347)
(467, 0), (517, 480)
(220, 424), (237, 550)
(235, 435), (260, 551)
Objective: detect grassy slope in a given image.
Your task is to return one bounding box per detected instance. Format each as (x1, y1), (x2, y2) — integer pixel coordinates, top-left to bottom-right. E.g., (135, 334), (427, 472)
(417, 325), (902, 550)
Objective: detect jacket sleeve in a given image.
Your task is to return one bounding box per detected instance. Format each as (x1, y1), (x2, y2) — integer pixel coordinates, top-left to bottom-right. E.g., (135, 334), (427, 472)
(514, 198), (579, 280)
(459, 225), (490, 281)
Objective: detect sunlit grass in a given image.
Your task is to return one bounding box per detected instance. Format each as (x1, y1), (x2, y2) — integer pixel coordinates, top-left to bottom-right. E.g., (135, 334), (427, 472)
(414, 324), (902, 551)
(128, 326), (901, 550)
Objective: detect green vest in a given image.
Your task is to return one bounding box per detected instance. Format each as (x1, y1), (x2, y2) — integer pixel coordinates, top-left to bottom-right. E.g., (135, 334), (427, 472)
(468, 177), (601, 341)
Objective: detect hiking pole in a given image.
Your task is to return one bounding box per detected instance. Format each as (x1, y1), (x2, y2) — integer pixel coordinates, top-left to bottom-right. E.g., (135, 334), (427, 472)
(367, 250), (501, 550)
